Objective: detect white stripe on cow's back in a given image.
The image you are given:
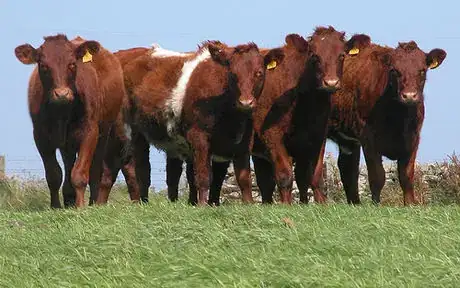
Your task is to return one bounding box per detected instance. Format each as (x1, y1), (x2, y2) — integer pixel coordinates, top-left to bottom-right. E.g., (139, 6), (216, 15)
(165, 47), (211, 134)
(150, 43), (192, 58)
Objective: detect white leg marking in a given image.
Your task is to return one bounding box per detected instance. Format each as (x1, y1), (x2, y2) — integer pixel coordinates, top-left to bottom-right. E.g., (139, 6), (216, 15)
(123, 124), (132, 141)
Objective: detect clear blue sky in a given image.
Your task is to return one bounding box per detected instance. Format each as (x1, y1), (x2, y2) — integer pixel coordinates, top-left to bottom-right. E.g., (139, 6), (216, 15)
(0, 0), (457, 189)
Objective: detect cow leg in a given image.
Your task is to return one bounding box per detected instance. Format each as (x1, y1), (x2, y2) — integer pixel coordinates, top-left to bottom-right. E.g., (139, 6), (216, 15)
(294, 159), (310, 204)
(397, 148), (420, 205)
(337, 145), (361, 204)
(269, 144), (293, 204)
(166, 155), (183, 202)
(61, 149), (76, 208)
(362, 144), (385, 205)
(121, 156), (140, 203)
(186, 160), (198, 205)
(132, 131), (151, 203)
(187, 128), (211, 206)
(208, 160), (230, 206)
(310, 140), (327, 204)
(71, 124), (99, 207)
(96, 127), (121, 205)
(33, 130), (62, 209)
(97, 160), (119, 205)
(252, 156), (275, 204)
(89, 124), (111, 206)
(233, 153), (254, 204)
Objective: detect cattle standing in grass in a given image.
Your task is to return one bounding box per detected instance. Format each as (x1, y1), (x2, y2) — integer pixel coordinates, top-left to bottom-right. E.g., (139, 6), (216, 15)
(249, 27), (370, 204)
(122, 41), (284, 205)
(310, 38), (446, 205)
(14, 34), (126, 208)
(94, 47), (150, 204)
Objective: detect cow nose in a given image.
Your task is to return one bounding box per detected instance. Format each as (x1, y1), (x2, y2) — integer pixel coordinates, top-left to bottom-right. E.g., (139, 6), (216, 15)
(53, 87), (70, 98)
(401, 91), (418, 101)
(324, 78), (340, 87)
(238, 99), (255, 109)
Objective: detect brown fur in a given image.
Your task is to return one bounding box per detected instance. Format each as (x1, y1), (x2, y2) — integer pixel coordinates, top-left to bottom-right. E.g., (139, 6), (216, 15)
(250, 27), (369, 204)
(14, 34), (126, 208)
(122, 41), (284, 205)
(311, 36), (447, 205)
(93, 47), (151, 204)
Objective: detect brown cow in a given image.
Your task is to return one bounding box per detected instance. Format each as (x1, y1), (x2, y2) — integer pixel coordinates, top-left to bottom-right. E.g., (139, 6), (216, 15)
(14, 34), (125, 208)
(95, 47), (150, 204)
(250, 27), (370, 204)
(310, 37), (446, 205)
(122, 41), (284, 205)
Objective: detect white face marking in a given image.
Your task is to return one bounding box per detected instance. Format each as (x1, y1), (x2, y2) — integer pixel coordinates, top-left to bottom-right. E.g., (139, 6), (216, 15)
(321, 37), (326, 41)
(150, 43), (192, 58)
(164, 48), (211, 135)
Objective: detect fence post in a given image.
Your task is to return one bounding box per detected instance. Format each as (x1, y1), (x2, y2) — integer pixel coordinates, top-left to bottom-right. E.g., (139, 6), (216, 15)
(0, 155), (5, 179)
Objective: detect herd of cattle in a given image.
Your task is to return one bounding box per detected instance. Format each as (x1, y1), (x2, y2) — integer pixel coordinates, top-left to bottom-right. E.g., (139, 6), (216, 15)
(13, 25), (447, 208)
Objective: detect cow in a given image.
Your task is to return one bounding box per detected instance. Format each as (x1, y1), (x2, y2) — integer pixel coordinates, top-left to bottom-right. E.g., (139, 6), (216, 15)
(247, 26), (370, 205)
(14, 34), (126, 208)
(94, 47), (150, 204)
(310, 36), (447, 205)
(121, 40), (284, 205)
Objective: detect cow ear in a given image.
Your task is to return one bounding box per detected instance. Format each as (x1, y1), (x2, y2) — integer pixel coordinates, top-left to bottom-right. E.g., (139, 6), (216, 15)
(285, 34), (309, 53)
(264, 48), (285, 71)
(75, 40), (101, 61)
(426, 48), (446, 70)
(345, 34), (371, 56)
(208, 43), (230, 66)
(15, 44), (37, 65)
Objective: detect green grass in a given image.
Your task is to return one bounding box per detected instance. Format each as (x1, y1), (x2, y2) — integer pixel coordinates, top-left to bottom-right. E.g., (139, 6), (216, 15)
(0, 185), (460, 287)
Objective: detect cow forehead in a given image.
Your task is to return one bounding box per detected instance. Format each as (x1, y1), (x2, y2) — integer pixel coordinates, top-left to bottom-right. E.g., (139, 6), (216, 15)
(39, 40), (75, 61)
(392, 49), (426, 70)
(311, 36), (344, 53)
(231, 50), (263, 66)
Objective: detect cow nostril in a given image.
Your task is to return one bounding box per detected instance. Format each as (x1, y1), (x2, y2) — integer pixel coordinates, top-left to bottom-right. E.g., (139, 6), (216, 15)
(402, 92), (418, 101)
(324, 78), (339, 87)
(53, 88), (70, 98)
(239, 99), (254, 108)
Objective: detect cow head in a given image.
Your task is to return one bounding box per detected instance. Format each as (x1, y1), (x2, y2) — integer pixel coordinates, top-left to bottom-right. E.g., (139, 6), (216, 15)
(304, 26), (371, 92)
(382, 41), (446, 104)
(15, 34), (101, 104)
(207, 41), (284, 111)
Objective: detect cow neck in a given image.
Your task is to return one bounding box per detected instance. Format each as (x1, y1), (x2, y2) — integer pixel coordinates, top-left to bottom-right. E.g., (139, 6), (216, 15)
(208, 71), (252, 143)
(42, 93), (81, 146)
(292, 59), (333, 131)
(376, 85), (423, 133)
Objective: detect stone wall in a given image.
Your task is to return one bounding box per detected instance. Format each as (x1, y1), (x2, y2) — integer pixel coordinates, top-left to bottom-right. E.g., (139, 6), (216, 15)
(215, 153), (449, 204)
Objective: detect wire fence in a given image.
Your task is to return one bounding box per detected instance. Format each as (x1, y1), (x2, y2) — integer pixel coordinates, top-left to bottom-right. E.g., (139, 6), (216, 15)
(2, 155), (171, 190)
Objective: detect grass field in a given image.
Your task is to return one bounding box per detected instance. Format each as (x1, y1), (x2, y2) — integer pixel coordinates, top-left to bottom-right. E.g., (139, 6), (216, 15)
(1, 184), (460, 288)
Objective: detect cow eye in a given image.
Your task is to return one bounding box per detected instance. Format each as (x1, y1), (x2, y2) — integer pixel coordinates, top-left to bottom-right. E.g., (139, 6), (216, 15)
(68, 63), (76, 71)
(39, 63), (49, 72)
(339, 53), (345, 60)
(391, 69), (401, 78)
(310, 55), (320, 63)
(255, 70), (264, 77)
(420, 70), (426, 77)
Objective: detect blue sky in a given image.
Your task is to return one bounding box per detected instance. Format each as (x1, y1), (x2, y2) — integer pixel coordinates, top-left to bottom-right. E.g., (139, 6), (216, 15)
(0, 0), (457, 189)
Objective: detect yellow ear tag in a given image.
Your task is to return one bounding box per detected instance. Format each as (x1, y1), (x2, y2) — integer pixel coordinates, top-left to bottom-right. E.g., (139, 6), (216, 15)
(348, 48), (360, 55)
(82, 50), (93, 63)
(267, 60), (277, 70)
(429, 59), (439, 69)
